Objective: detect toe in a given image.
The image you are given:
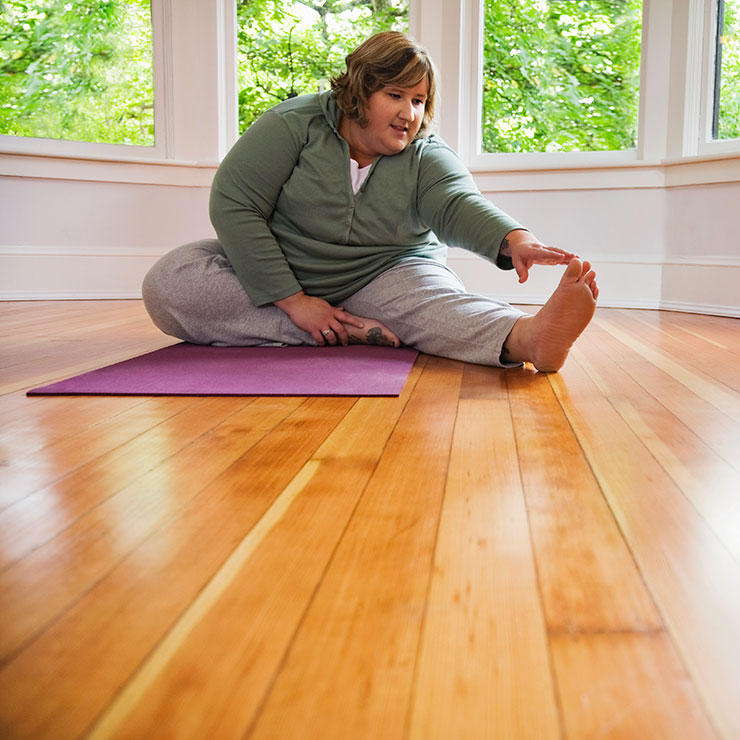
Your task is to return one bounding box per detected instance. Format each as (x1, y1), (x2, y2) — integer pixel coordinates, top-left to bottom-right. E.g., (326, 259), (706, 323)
(562, 259), (583, 282)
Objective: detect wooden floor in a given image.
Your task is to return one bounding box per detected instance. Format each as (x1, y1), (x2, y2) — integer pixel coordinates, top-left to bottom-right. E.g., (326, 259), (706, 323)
(1, 300), (739, 739)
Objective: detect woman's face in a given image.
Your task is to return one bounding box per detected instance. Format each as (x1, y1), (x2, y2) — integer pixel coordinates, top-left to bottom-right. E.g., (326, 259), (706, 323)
(355, 78), (429, 160)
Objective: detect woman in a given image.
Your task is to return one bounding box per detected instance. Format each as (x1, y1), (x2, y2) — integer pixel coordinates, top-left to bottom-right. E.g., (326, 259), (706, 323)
(143, 31), (598, 371)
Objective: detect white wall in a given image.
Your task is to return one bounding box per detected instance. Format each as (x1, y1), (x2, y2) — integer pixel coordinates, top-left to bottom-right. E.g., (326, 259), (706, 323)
(1, 0), (739, 315)
(0, 0), (229, 300)
(660, 180), (740, 315)
(0, 172), (214, 298)
(446, 163), (740, 316)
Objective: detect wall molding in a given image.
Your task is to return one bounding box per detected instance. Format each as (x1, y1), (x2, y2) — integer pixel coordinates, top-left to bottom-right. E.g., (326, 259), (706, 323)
(2, 144), (738, 191)
(658, 300), (740, 317)
(471, 152), (740, 192)
(0, 245), (172, 258)
(0, 151), (217, 187)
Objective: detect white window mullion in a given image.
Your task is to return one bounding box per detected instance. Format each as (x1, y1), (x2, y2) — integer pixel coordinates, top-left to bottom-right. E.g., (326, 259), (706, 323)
(636, 0), (671, 162)
(458, 0), (483, 164)
(151, 0), (174, 160)
(684, 0), (707, 156)
(216, 0), (238, 158)
(415, 0), (464, 152)
(698, 0), (740, 154)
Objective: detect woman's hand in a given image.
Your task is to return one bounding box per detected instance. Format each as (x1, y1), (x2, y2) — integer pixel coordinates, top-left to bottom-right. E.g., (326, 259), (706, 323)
(501, 229), (577, 283)
(274, 291), (366, 345)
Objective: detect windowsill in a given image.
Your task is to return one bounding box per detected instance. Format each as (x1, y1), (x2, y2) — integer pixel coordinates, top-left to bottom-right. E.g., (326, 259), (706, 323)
(467, 148), (643, 173)
(0, 148), (219, 187)
(469, 148), (740, 191)
(3, 138), (738, 190)
(661, 148), (740, 166)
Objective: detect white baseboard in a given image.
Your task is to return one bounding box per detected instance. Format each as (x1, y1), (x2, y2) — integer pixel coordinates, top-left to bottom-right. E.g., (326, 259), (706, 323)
(1, 290), (144, 300)
(0, 245), (168, 301)
(659, 260), (740, 317)
(658, 301), (740, 318)
(1, 245), (738, 318)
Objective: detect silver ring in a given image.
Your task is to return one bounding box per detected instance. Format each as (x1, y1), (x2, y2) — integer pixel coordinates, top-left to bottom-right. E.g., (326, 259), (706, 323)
(322, 329), (332, 336)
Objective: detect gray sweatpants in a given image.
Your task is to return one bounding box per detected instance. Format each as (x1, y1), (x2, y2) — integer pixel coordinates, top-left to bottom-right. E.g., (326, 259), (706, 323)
(142, 239), (526, 367)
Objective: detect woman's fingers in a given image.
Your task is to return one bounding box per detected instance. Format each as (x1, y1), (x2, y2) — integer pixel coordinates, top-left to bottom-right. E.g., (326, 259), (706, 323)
(540, 246), (575, 262)
(329, 320), (350, 346)
(335, 307), (365, 329)
(318, 327), (335, 345)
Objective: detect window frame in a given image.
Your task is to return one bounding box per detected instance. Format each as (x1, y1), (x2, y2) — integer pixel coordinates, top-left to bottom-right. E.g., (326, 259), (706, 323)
(0, 0), (238, 188)
(697, 0), (740, 154)
(1, 0), (737, 176)
(450, 0), (740, 174)
(459, 0), (645, 171)
(0, 0), (170, 160)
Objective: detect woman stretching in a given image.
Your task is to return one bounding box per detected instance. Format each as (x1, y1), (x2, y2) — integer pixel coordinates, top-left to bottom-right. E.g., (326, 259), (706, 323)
(143, 31), (598, 372)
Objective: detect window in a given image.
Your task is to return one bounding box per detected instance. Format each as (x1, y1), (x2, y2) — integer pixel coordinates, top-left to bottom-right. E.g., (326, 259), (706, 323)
(0, 0), (154, 146)
(480, 0), (642, 153)
(713, 0), (740, 140)
(236, 0), (408, 132)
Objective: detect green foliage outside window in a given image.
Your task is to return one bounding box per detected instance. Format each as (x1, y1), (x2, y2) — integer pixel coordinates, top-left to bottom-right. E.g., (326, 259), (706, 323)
(1, 0), (736, 151)
(0, 0), (153, 145)
(717, 0), (740, 139)
(482, 0), (642, 153)
(236, 0), (408, 133)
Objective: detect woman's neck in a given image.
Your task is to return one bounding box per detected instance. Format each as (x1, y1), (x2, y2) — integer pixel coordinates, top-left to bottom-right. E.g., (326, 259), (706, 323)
(338, 116), (376, 168)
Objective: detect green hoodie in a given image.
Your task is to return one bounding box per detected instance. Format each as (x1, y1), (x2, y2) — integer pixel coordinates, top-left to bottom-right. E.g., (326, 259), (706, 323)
(209, 91), (521, 307)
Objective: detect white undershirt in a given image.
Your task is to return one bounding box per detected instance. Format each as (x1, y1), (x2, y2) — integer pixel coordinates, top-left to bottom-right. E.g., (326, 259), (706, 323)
(349, 158), (373, 194)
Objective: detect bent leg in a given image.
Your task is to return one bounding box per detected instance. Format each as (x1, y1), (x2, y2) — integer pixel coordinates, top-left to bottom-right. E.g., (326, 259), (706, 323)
(341, 258), (527, 367)
(142, 239), (313, 346)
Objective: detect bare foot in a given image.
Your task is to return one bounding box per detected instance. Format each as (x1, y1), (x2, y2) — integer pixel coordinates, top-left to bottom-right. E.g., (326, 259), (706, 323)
(503, 259), (598, 372)
(345, 317), (400, 347)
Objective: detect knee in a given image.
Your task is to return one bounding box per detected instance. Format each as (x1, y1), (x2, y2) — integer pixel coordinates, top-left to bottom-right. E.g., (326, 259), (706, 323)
(141, 252), (176, 317)
(142, 242), (215, 341)
(142, 240), (220, 311)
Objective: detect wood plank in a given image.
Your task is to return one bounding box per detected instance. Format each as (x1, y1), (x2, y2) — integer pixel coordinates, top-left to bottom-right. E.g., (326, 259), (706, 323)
(0, 394), (145, 457)
(247, 356), (463, 740)
(550, 356), (740, 738)
(2, 301), (737, 738)
(0, 395), (248, 567)
(609, 309), (740, 392)
(586, 322), (740, 472)
(0, 301), (138, 339)
(595, 316), (740, 423)
(572, 337), (740, 565)
(619, 309), (739, 360)
(87, 360), (426, 738)
(0, 396), (199, 509)
(0, 300), (171, 395)
(552, 632), (716, 738)
(0, 397), (353, 739)
(408, 394), (560, 739)
(0, 336), (174, 394)
(0, 396), (302, 664)
(669, 312), (740, 355)
(506, 368), (662, 633)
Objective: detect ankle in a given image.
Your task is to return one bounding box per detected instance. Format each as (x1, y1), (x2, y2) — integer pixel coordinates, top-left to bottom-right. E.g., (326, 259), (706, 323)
(501, 316), (533, 365)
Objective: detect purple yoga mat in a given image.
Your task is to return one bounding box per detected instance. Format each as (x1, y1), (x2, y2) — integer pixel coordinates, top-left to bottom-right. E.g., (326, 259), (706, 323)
(27, 343), (419, 397)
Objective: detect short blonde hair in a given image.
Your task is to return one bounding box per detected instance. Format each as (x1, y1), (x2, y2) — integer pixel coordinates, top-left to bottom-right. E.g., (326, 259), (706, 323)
(331, 31), (437, 138)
